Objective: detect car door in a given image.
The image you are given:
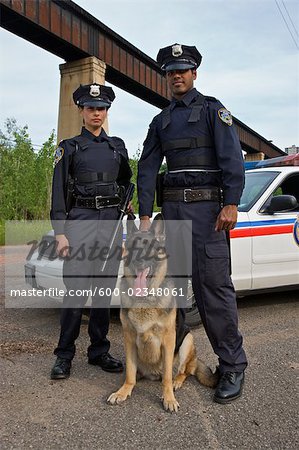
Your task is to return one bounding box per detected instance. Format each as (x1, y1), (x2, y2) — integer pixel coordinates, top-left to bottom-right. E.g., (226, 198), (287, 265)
(249, 171), (299, 289)
(230, 169), (282, 292)
(230, 211), (252, 291)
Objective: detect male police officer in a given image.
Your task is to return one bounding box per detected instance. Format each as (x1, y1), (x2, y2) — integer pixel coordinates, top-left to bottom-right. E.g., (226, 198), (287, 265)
(50, 83), (132, 379)
(138, 44), (247, 403)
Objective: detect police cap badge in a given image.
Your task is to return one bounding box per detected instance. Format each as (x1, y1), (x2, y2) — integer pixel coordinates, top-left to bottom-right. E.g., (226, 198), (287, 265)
(172, 44), (183, 57)
(89, 84), (101, 97)
(157, 43), (202, 72)
(218, 108), (233, 126)
(73, 84), (115, 108)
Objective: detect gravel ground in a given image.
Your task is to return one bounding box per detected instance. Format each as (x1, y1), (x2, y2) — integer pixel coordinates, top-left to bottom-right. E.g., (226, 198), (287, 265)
(1, 247), (298, 450)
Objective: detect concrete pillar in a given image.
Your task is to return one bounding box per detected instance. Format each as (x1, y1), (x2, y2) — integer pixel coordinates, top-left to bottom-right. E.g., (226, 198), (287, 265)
(57, 56), (108, 144)
(244, 152), (265, 161)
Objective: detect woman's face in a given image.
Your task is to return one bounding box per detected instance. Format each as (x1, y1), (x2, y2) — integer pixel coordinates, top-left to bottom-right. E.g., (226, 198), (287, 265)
(80, 106), (108, 133)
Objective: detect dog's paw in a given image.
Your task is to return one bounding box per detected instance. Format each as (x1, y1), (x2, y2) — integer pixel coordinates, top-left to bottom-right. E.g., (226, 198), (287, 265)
(173, 381), (182, 391)
(173, 375), (185, 391)
(162, 397), (180, 413)
(107, 391), (129, 405)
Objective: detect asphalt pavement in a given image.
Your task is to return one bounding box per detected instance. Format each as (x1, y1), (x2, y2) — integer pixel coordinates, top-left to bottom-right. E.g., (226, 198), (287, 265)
(1, 255), (298, 449)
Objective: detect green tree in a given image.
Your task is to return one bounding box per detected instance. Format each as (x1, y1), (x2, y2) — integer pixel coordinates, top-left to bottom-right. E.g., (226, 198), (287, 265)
(0, 119), (56, 223)
(129, 147), (163, 214)
(0, 118), (36, 220)
(34, 131), (56, 218)
(129, 148), (140, 212)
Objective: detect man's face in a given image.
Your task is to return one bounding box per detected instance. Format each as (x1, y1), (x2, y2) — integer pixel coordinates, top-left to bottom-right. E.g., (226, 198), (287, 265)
(80, 106), (108, 132)
(166, 69), (197, 99)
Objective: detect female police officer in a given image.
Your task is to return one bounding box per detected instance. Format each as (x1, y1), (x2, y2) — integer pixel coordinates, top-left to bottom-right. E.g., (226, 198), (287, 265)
(138, 44), (247, 404)
(50, 83), (132, 379)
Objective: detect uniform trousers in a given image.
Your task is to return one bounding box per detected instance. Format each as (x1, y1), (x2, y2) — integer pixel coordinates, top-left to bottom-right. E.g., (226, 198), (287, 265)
(162, 200), (248, 374)
(54, 207), (122, 360)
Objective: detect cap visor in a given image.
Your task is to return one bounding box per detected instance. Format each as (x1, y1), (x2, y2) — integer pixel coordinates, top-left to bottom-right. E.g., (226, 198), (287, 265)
(165, 62), (196, 71)
(82, 100), (110, 108)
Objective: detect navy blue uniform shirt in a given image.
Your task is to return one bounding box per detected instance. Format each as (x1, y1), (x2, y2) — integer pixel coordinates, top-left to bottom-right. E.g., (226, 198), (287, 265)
(51, 127), (131, 234)
(138, 88), (244, 217)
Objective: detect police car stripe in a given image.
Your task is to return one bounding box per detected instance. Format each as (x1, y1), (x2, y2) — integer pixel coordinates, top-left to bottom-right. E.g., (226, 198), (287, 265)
(235, 218), (296, 228)
(122, 219), (297, 240)
(230, 218), (297, 238)
(230, 224), (294, 239)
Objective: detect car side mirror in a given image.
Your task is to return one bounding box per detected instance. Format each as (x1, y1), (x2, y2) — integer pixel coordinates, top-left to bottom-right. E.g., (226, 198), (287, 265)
(262, 195), (298, 214)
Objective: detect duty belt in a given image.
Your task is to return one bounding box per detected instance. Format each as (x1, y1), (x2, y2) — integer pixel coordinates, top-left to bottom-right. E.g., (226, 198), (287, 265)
(163, 187), (220, 203)
(73, 195), (121, 209)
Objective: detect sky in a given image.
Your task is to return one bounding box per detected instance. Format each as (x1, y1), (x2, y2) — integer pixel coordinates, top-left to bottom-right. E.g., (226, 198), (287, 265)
(0, 0), (298, 157)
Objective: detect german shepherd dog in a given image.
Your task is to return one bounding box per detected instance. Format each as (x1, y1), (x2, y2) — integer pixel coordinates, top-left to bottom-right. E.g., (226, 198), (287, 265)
(107, 214), (218, 412)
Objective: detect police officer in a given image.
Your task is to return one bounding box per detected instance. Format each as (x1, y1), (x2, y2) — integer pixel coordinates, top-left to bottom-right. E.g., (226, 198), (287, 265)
(137, 44), (248, 403)
(50, 83), (132, 379)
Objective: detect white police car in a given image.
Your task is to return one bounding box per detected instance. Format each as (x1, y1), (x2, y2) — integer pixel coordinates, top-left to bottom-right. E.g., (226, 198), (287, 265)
(25, 154), (299, 326)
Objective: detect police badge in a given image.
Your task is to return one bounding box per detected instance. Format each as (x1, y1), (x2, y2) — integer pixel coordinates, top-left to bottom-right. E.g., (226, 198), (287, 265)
(54, 146), (64, 166)
(90, 84), (100, 97)
(218, 108), (233, 126)
(172, 44), (183, 57)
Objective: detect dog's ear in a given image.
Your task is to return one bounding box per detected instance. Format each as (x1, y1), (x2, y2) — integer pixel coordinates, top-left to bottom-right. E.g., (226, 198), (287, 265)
(150, 213), (165, 238)
(126, 215), (138, 236)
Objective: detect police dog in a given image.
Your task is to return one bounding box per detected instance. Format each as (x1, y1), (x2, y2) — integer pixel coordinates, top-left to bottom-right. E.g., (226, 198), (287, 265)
(107, 214), (218, 412)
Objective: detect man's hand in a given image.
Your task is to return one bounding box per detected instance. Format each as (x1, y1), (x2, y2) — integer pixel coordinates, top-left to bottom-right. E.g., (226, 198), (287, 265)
(215, 205), (238, 232)
(55, 234), (70, 258)
(139, 216), (151, 231)
(126, 201), (134, 215)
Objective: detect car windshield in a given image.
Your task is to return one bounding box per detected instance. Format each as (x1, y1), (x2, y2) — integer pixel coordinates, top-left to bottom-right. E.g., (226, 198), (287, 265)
(238, 171), (279, 212)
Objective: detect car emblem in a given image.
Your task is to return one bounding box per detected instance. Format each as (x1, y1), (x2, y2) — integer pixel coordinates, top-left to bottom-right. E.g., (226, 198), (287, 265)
(293, 215), (299, 247)
(218, 108), (233, 126)
(90, 84), (100, 97)
(172, 44), (183, 57)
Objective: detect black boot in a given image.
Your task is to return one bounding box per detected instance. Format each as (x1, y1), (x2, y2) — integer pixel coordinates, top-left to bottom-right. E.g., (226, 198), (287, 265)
(88, 353), (123, 373)
(214, 371), (244, 404)
(50, 357), (72, 380)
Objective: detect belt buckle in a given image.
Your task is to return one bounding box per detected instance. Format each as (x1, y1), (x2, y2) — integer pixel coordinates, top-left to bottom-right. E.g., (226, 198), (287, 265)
(95, 195), (104, 209)
(183, 189), (192, 202)
(109, 195), (121, 208)
(95, 195), (120, 209)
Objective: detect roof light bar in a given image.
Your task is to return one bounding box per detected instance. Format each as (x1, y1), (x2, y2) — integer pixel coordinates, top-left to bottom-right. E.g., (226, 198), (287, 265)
(256, 153), (299, 168)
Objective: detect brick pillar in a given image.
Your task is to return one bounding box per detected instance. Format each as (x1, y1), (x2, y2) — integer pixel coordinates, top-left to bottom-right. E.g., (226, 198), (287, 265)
(57, 56), (108, 144)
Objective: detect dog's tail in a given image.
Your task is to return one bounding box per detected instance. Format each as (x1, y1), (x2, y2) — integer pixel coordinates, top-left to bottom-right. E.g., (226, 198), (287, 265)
(195, 359), (219, 388)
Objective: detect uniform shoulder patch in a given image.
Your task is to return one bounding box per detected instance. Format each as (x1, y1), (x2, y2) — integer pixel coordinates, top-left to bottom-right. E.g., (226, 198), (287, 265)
(54, 146), (64, 166)
(218, 108), (233, 126)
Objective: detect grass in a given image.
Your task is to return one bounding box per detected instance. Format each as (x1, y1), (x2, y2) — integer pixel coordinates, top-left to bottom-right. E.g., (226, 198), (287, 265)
(1, 220), (52, 246)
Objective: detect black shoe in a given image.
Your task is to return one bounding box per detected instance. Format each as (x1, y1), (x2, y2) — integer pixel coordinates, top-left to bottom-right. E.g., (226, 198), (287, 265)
(50, 357), (72, 380)
(88, 353), (123, 373)
(214, 371), (244, 404)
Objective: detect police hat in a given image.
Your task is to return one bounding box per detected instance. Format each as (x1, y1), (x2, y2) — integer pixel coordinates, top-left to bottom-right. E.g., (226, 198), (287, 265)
(157, 43), (202, 72)
(73, 84), (115, 108)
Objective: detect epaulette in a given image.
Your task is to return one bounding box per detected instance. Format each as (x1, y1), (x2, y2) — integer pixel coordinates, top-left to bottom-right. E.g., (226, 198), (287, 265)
(111, 136), (128, 158)
(62, 137), (80, 153)
(111, 136), (125, 146)
(204, 95), (218, 102)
